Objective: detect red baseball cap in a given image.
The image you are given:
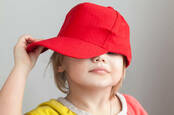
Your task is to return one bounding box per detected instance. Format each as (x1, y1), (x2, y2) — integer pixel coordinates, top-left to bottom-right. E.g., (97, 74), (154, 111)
(26, 2), (132, 68)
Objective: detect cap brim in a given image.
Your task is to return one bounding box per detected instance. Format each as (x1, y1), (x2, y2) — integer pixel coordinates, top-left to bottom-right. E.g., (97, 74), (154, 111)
(26, 36), (108, 59)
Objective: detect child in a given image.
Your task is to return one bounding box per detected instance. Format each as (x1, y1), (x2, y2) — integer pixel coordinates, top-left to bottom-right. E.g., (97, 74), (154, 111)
(0, 2), (148, 115)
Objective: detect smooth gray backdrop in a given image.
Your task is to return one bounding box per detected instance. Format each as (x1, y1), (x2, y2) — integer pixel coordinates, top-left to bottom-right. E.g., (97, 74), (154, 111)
(1, 0), (173, 114)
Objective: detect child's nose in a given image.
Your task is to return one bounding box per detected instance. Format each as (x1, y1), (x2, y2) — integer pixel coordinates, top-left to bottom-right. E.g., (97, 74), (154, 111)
(91, 54), (107, 63)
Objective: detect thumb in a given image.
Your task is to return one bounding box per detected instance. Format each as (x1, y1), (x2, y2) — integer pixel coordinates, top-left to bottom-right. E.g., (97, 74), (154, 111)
(38, 46), (44, 54)
(34, 46), (44, 56)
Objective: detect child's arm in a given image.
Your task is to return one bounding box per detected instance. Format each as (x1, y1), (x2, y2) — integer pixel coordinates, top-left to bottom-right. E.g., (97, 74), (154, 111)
(0, 65), (29, 115)
(0, 34), (44, 115)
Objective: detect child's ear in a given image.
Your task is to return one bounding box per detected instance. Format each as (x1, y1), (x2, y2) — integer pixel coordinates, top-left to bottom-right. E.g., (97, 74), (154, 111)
(57, 66), (65, 72)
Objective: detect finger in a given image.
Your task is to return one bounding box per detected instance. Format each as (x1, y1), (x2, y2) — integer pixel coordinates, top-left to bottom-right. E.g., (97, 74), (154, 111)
(16, 34), (32, 46)
(26, 37), (42, 42)
(19, 34), (42, 46)
(35, 46), (44, 55)
(39, 46), (44, 53)
(18, 34), (42, 43)
(26, 39), (43, 48)
(18, 34), (32, 42)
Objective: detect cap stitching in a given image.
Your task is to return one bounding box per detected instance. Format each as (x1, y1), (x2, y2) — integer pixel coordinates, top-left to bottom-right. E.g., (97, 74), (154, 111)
(102, 9), (118, 47)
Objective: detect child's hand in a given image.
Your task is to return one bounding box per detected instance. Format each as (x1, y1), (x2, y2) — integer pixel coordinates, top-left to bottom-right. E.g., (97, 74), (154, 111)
(13, 34), (44, 72)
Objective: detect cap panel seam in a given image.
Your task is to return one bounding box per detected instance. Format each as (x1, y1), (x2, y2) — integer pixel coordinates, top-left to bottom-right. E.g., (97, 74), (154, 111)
(102, 9), (119, 48)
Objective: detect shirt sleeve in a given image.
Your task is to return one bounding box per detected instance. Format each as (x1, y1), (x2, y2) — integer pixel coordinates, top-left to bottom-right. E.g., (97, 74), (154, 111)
(24, 105), (60, 115)
(123, 94), (148, 115)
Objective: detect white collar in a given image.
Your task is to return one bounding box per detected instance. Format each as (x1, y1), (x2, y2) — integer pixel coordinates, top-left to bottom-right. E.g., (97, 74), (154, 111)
(57, 92), (127, 115)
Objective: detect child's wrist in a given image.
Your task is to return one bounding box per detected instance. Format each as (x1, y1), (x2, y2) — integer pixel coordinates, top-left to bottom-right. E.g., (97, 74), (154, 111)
(13, 64), (31, 75)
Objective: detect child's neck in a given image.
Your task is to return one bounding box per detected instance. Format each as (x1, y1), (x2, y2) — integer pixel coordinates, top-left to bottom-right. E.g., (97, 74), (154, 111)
(65, 91), (122, 115)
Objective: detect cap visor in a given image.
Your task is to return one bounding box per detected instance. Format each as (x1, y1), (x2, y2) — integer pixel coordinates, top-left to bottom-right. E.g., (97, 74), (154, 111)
(26, 36), (108, 59)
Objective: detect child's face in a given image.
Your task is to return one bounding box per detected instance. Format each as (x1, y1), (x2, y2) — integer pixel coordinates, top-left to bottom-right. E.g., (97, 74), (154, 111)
(58, 53), (125, 89)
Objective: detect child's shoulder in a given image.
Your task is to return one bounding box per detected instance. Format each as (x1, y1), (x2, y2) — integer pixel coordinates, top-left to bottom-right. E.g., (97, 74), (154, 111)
(24, 99), (76, 115)
(122, 93), (142, 104)
(121, 93), (148, 115)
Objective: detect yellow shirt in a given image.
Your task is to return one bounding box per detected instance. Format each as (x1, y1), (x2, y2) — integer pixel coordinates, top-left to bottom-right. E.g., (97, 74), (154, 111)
(24, 99), (77, 115)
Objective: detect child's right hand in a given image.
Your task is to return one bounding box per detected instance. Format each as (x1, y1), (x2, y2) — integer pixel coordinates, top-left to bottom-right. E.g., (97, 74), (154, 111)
(13, 34), (44, 73)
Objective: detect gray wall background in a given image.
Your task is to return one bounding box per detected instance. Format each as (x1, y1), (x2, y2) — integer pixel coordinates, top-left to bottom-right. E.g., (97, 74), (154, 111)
(0, 0), (173, 114)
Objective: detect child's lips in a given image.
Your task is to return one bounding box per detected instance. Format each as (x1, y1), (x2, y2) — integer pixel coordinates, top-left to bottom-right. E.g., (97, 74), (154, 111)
(89, 67), (110, 74)
(90, 70), (108, 74)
